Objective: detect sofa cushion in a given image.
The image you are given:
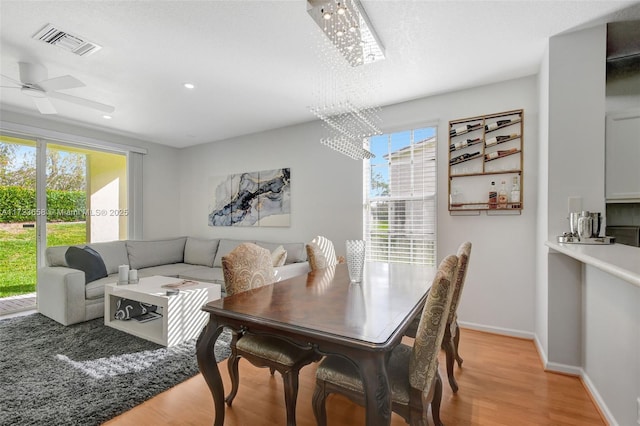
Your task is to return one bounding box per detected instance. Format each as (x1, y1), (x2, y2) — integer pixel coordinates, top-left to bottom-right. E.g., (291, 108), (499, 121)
(213, 239), (253, 267)
(271, 245), (287, 267)
(184, 237), (219, 267)
(256, 241), (306, 264)
(46, 246), (71, 267)
(87, 241), (129, 275)
(65, 246), (108, 284)
(126, 237), (187, 270)
(178, 266), (225, 284)
(136, 263), (195, 278)
(85, 274), (117, 300)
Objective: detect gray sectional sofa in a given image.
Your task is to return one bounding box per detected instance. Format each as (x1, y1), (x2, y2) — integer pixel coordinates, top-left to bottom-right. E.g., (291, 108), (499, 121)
(37, 237), (310, 326)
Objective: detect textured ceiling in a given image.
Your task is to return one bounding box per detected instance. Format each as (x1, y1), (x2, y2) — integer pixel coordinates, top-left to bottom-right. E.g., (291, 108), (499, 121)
(0, 1), (639, 148)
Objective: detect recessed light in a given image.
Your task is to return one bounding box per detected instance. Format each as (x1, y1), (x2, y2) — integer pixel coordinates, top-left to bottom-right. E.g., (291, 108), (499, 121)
(183, 83), (195, 89)
(103, 115), (112, 119)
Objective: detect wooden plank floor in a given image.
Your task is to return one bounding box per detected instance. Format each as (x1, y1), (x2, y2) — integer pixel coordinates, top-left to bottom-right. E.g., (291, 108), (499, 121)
(104, 328), (605, 425)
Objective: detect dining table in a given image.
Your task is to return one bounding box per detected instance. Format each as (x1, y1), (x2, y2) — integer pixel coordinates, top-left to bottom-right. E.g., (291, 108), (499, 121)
(196, 261), (436, 426)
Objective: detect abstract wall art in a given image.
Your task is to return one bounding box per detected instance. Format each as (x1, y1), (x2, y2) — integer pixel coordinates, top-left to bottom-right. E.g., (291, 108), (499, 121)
(208, 168), (291, 227)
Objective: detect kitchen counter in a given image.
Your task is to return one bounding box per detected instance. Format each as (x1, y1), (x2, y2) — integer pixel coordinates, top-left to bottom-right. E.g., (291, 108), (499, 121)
(545, 240), (640, 287)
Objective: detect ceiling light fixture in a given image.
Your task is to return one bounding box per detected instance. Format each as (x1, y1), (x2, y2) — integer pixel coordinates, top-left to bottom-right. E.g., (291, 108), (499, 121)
(308, 0), (384, 67)
(103, 115), (112, 119)
(183, 83), (195, 89)
(307, 0), (384, 160)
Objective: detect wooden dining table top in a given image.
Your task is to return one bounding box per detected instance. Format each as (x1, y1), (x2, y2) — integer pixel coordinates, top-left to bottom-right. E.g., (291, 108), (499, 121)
(202, 262), (436, 348)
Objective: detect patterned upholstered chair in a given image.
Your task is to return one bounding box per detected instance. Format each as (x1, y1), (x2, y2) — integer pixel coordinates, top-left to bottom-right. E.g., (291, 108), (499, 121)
(305, 235), (338, 271)
(405, 241), (472, 393)
(441, 241), (472, 393)
(312, 255), (458, 426)
(222, 243), (320, 426)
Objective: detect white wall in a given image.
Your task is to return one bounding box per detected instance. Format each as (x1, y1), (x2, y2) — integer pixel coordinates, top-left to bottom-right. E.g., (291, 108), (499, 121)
(583, 266), (640, 426)
(179, 75), (540, 336)
(543, 24), (607, 366)
(178, 119), (363, 257)
(535, 45), (551, 357)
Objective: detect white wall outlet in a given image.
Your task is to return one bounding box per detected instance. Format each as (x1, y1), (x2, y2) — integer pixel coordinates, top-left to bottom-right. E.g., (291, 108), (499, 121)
(637, 397), (640, 424)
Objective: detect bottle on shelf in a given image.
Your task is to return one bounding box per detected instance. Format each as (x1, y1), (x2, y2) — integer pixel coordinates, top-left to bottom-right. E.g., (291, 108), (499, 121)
(485, 133), (518, 147)
(488, 181), (497, 209)
(498, 181), (508, 209)
(510, 176), (521, 207)
(449, 123), (481, 137)
(485, 119), (513, 131)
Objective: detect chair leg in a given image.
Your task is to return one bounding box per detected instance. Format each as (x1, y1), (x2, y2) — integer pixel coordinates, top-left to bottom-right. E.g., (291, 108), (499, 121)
(431, 371), (444, 426)
(282, 370), (300, 426)
(312, 380), (328, 426)
(225, 354), (241, 406)
(453, 321), (463, 367)
(443, 337), (459, 393)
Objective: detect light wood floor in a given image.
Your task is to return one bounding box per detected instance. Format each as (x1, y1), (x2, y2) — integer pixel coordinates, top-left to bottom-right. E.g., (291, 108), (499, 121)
(104, 328), (605, 425)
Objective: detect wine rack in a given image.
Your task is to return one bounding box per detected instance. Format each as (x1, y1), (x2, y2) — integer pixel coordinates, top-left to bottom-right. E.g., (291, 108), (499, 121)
(448, 109), (524, 214)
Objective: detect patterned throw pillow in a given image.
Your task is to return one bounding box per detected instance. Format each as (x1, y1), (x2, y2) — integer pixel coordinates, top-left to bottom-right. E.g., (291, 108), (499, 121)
(271, 245), (287, 267)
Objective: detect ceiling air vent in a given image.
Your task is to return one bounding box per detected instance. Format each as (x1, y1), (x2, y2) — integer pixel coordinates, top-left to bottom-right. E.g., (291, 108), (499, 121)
(32, 23), (102, 56)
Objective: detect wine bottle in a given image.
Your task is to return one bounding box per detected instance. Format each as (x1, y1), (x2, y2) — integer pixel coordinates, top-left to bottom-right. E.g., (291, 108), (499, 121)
(488, 181), (497, 209)
(498, 181), (508, 208)
(510, 176), (520, 206)
(485, 133), (518, 147)
(485, 151), (499, 161)
(485, 119), (513, 132)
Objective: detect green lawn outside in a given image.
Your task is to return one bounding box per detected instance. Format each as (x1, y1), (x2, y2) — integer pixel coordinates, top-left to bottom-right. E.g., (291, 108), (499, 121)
(0, 222), (86, 297)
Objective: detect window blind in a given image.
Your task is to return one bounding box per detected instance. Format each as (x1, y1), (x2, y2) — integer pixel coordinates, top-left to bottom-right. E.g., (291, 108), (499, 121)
(365, 127), (437, 266)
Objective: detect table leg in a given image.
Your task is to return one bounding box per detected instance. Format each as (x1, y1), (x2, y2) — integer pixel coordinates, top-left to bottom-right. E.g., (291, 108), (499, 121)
(196, 317), (225, 426)
(357, 353), (392, 426)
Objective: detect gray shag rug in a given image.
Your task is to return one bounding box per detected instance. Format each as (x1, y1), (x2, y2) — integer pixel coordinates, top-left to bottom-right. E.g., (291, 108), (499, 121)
(0, 313), (231, 426)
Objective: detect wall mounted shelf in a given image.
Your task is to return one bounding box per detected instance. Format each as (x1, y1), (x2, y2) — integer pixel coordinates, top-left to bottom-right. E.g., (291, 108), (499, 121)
(448, 109), (524, 214)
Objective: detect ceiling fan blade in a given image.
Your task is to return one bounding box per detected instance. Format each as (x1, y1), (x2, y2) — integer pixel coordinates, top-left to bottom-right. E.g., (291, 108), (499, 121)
(39, 75), (85, 92)
(47, 91), (115, 113)
(0, 85), (21, 89)
(34, 97), (57, 114)
(1, 73), (22, 86)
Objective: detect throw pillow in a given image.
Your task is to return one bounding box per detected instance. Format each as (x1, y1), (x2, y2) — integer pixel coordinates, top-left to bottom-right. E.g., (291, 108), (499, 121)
(65, 246), (108, 284)
(184, 237), (219, 267)
(271, 245), (287, 267)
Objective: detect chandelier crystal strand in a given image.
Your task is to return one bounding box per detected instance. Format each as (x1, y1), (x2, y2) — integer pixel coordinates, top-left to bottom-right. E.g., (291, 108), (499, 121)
(308, 0), (383, 160)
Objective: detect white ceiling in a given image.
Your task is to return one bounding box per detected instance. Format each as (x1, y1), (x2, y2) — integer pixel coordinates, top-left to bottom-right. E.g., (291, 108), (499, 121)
(0, 0), (638, 148)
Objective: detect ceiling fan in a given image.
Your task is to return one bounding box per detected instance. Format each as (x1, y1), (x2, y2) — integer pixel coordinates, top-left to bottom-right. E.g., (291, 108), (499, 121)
(0, 62), (115, 115)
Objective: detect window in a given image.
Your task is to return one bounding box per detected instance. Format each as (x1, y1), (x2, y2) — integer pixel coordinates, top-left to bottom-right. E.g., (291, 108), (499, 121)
(365, 126), (437, 266)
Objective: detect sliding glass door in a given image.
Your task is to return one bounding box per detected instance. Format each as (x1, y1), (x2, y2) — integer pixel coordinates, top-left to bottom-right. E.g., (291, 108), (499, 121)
(0, 135), (38, 297)
(0, 134), (128, 298)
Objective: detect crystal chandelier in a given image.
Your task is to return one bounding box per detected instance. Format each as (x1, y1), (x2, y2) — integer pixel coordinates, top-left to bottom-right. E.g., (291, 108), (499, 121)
(307, 0), (385, 160)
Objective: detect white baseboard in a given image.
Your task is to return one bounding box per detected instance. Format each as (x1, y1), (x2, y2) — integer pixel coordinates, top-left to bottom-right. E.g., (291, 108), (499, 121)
(460, 323), (617, 425)
(458, 320), (535, 340)
(581, 371), (619, 426)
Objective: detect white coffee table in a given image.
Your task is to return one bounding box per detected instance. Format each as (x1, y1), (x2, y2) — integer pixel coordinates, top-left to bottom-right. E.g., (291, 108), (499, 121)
(104, 275), (221, 346)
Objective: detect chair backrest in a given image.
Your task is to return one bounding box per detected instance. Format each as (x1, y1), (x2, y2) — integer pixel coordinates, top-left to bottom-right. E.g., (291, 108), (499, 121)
(305, 236), (337, 271)
(447, 242), (472, 324)
(408, 254), (457, 394)
(222, 242), (275, 296)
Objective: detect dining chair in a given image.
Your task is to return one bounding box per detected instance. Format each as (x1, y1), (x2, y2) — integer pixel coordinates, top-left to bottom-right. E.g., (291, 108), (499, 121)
(441, 241), (472, 393)
(305, 235), (338, 271)
(222, 242), (320, 426)
(404, 241), (472, 393)
(312, 254), (458, 426)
